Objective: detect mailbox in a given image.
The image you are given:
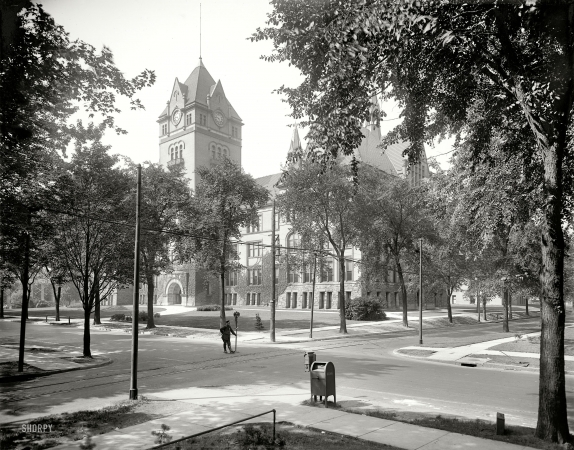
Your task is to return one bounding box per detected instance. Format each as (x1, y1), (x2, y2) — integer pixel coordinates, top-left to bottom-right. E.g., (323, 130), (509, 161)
(310, 361), (336, 407)
(304, 352), (316, 372)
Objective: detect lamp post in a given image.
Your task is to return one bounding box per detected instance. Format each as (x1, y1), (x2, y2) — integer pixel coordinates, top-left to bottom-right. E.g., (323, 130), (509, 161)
(129, 164), (142, 400)
(419, 238), (423, 345)
(55, 276), (63, 322)
(501, 276), (510, 332)
(475, 277), (480, 323)
(270, 200), (276, 343)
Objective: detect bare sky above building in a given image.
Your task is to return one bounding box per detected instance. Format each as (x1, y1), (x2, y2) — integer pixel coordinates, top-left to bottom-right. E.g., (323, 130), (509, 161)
(41, 0), (453, 177)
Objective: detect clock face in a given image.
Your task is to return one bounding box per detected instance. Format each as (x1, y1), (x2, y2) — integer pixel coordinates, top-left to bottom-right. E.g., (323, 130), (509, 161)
(213, 111), (225, 127)
(172, 109), (182, 125)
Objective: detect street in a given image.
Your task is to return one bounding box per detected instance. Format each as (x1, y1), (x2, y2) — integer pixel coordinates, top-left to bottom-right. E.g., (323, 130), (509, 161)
(2, 313), (571, 431)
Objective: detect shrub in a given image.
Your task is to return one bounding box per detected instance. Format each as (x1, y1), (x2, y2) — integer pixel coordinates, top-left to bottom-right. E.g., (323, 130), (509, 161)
(254, 313), (264, 330)
(138, 311), (148, 322)
(110, 313), (125, 322)
(345, 297), (386, 321)
(196, 304), (234, 311)
(153, 312), (160, 318)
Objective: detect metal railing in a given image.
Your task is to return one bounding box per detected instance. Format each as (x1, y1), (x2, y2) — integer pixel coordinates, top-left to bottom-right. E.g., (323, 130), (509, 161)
(149, 408), (276, 449)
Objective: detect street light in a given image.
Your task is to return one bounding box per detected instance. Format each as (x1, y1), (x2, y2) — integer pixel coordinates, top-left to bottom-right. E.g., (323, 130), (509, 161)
(500, 276), (510, 332)
(474, 277), (480, 323)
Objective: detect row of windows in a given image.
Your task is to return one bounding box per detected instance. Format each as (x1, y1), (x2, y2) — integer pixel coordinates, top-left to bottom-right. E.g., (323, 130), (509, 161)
(246, 292), (261, 305)
(210, 143), (229, 160)
(169, 141), (185, 160)
(160, 111), (239, 135)
(247, 268), (262, 286)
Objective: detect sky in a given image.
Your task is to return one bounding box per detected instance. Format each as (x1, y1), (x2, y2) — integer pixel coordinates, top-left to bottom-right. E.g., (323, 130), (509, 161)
(41, 0), (453, 179)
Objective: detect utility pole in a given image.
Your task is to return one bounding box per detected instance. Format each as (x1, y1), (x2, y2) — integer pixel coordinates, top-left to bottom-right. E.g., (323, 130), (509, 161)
(310, 252), (317, 338)
(270, 200), (276, 342)
(419, 238), (423, 345)
(129, 164), (141, 400)
(476, 277), (481, 323)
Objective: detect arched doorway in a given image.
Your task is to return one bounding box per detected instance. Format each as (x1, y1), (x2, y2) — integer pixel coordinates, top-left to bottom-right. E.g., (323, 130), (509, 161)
(168, 283), (182, 305)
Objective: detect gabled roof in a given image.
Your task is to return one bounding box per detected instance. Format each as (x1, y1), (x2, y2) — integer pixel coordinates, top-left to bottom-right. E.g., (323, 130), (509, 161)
(182, 58), (216, 107)
(383, 141), (410, 175)
(255, 173), (283, 199)
(158, 59), (242, 121)
(354, 126), (398, 175)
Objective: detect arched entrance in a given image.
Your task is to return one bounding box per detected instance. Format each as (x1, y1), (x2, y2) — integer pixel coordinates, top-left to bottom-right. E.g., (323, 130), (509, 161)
(167, 283), (182, 305)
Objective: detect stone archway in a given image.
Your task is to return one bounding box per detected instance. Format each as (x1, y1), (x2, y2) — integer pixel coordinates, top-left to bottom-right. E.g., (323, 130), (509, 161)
(167, 281), (182, 305)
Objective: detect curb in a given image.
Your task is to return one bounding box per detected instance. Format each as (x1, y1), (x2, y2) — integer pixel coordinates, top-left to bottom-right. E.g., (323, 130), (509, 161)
(0, 356), (113, 383)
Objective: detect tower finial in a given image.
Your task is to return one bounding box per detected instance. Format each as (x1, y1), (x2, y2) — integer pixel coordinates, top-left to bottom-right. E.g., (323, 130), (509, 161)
(199, 3), (202, 60)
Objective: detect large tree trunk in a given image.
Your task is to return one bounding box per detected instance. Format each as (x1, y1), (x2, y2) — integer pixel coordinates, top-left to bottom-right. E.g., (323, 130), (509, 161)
(219, 264), (226, 328)
(535, 139), (568, 443)
(55, 285), (61, 322)
(502, 287), (509, 332)
(338, 252), (347, 334)
(146, 271), (155, 329)
(446, 286), (453, 323)
(17, 213), (31, 372)
(396, 259), (408, 327)
(0, 287), (4, 319)
(83, 303), (92, 357)
(93, 276), (101, 325)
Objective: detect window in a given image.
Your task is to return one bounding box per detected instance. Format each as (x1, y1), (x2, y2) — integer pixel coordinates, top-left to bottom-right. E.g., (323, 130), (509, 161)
(287, 233), (300, 249)
(257, 293), (261, 306)
(346, 291), (351, 302)
(385, 292), (390, 308)
(247, 215), (262, 233)
(223, 148), (227, 158)
(161, 124), (168, 135)
(292, 292), (298, 308)
(286, 292), (291, 308)
(308, 292), (313, 309)
(319, 292), (325, 309)
(186, 113), (192, 126)
(247, 242), (262, 258)
(288, 266), (300, 283)
(246, 293), (251, 305)
(199, 113), (207, 126)
(302, 292), (308, 309)
(217, 147), (221, 159)
(395, 292), (400, 308)
(248, 268), (262, 285)
(206, 283), (211, 295)
(321, 258), (334, 282)
(326, 292), (332, 309)
(232, 126), (239, 138)
(303, 264), (312, 283)
(226, 271), (238, 287)
(233, 293), (237, 305)
(345, 260), (353, 281)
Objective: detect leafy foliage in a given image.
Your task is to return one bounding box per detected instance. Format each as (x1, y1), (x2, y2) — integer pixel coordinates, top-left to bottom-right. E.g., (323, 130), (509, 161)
(344, 296), (386, 321)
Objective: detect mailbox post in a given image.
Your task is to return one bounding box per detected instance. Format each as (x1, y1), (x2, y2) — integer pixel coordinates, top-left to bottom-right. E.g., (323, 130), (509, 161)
(309, 361), (336, 407)
(304, 352), (316, 371)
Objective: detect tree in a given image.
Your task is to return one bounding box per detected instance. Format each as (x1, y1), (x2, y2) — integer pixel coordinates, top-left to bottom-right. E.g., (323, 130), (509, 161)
(1, 3), (154, 370)
(53, 127), (133, 357)
(254, 2), (573, 441)
(126, 161), (192, 329)
(278, 160), (360, 333)
(184, 159), (269, 328)
(355, 167), (435, 327)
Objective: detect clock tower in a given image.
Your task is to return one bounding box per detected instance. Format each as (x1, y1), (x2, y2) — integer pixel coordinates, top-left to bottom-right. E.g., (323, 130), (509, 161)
(155, 58), (243, 307)
(158, 58), (243, 189)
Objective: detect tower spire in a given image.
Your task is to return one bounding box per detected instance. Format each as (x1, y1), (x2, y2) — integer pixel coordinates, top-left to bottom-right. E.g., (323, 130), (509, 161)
(199, 3), (202, 60)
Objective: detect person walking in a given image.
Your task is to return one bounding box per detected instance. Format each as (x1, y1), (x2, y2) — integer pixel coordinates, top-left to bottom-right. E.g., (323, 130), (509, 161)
(220, 320), (236, 353)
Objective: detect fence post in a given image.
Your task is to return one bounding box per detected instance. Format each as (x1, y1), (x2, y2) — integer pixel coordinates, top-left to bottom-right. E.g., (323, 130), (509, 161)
(273, 409), (276, 443)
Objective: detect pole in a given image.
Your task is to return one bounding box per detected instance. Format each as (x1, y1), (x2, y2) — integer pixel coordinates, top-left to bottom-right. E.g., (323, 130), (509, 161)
(419, 238), (423, 345)
(477, 279), (481, 322)
(129, 164), (142, 400)
(310, 253), (317, 338)
(270, 200), (276, 342)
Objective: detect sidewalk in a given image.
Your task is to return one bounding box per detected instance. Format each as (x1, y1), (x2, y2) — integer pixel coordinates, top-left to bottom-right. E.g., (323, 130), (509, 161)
(395, 328), (574, 372)
(48, 386), (534, 450)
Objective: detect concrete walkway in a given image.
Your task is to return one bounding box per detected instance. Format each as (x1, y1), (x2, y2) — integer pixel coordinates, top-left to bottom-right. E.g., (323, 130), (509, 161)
(49, 386), (535, 450)
(396, 329), (574, 369)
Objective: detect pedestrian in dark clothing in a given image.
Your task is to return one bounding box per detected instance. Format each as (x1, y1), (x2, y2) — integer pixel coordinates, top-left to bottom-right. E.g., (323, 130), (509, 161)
(220, 320), (236, 353)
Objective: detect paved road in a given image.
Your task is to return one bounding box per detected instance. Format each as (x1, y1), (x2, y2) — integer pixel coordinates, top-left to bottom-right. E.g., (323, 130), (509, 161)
(2, 315), (572, 431)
